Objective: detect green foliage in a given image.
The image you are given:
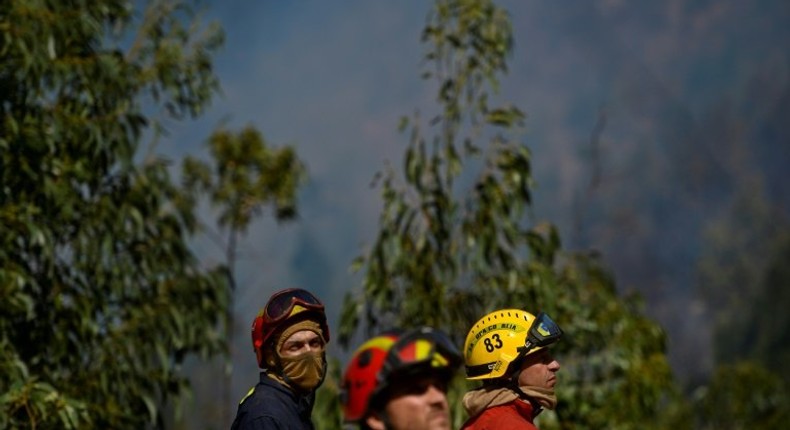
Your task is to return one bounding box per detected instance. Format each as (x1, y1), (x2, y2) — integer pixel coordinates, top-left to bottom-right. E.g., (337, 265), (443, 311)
(181, 126), (305, 237)
(340, 0), (526, 346)
(338, 0), (679, 428)
(694, 361), (790, 430)
(180, 125), (305, 425)
(0, 0), (228, 428)
(545, 253), (686, 430)
(750, 239), (790, 383)
(697, 178), (790, 382)
(313, 357), (344, 430)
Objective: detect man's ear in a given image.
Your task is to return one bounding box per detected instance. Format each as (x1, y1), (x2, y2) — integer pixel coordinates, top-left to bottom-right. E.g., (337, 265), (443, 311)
(262, 345), (278, 368)
(365, 413), (386, 430)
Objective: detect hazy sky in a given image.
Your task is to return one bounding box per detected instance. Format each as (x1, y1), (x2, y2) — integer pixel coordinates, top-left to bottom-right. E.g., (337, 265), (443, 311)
(158, 1), (790, 421)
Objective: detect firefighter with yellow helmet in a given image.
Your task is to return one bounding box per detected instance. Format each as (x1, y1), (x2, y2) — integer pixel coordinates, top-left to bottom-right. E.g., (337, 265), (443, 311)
(461, 308), (563, 430)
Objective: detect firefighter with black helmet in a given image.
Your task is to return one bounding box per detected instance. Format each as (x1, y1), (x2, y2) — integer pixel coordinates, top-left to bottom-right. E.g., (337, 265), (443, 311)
(341, 327), (462, 430)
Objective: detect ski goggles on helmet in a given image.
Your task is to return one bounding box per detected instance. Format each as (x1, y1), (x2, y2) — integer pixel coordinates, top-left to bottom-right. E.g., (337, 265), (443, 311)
(381, 327), (462, 379)
(519, 311), (563, 355)
(262, 288), (324, 324)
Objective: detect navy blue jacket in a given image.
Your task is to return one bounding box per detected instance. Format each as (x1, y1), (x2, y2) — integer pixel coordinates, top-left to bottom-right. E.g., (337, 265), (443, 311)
(230, 373), (315, 430)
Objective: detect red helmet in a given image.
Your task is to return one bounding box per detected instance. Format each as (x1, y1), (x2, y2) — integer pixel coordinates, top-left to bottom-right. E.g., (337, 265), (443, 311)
(251, 288), (329, 367)
(341, 327), (462, 423)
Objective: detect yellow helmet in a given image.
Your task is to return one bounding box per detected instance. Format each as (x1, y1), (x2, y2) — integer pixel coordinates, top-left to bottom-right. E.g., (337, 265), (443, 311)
(463, 308), (563, 380)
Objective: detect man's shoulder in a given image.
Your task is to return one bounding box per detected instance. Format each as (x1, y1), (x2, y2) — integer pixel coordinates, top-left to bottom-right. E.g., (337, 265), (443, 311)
(237, 381), (294, 414)
(231, 378), (312, 430)
(231, 414), (286, 430)
(231, 391), (293, 430)
(462, 402), (538, 430)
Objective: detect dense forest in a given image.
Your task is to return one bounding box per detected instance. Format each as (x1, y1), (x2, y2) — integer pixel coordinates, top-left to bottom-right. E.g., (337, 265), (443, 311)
(2, 1), (788, 429)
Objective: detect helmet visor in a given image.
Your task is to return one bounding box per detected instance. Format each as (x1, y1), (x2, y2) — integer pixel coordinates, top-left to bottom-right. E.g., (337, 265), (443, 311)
(521, 311), (563, 354)
(382, 327), (462, 379)
(263, 288), (324, 323)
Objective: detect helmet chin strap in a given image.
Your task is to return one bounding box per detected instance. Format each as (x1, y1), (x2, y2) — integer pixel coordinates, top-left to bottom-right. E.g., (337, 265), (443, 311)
(367, 407), (395, 430)
(506, 350), (527, 382)
(503, 361), (546, 417)
(316, 355), (328, 387)
(381, 412), (395, 430)
(265, 344), (297, 390)
(274, 352), (297, 389)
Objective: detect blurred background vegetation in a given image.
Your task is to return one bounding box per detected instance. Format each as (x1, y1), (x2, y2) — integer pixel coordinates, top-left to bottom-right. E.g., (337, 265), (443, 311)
(1, 0), (788, 429)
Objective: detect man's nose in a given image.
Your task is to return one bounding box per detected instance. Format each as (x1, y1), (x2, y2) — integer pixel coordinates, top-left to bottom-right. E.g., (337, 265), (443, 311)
(549, 359), (561, 371)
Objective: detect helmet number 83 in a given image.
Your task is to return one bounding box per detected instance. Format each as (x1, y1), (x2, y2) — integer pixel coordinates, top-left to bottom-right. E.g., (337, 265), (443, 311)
(483, 333), (504, 352)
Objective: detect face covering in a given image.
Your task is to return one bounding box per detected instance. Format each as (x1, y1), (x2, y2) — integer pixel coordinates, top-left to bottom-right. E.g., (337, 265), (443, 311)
(278, 350), (326, 392)
(518, 385), (557, 410)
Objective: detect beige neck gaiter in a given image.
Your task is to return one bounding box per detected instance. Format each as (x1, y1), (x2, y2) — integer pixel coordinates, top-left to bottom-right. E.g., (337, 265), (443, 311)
(518, 385), (557, 410)
(462, 386), (520, 418)
(277, 350), (325, 392)
(463, 384), (557, 418)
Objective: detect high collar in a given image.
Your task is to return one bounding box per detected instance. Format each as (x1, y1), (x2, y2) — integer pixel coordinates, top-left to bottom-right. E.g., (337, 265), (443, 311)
(512, 397), (539, 420)
(259, 372), (315, 406)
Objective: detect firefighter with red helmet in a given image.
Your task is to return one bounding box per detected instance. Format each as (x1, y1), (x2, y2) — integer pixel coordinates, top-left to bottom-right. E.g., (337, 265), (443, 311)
(231, 288), (330, 430)
(341, 327), (462, 430)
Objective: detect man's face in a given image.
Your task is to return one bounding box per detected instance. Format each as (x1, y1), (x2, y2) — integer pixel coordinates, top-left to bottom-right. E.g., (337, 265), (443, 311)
(365, 374), (452, 430)
(279, 329), (324, 358)
(517, 348), (561, 388)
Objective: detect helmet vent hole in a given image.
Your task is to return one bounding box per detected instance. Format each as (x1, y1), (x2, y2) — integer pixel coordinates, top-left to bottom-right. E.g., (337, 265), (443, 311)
(358, 349), (373, 367)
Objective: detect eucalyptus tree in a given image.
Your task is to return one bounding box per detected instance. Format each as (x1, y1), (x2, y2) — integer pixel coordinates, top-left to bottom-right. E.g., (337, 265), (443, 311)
(338, 1), (681, 428)
(181, 125), (306, 425)
(1, 0), (229, 428)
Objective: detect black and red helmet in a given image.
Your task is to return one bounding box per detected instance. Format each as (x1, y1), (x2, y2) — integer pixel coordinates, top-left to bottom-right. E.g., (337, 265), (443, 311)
(251, 288), (329, 367)
(340, 327), (461, 423)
